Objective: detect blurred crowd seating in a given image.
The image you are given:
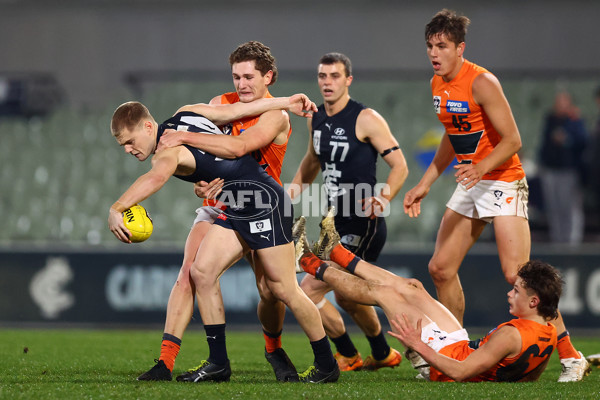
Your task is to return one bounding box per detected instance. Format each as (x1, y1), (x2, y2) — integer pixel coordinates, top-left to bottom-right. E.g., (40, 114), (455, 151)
(1, 77), (597, 247)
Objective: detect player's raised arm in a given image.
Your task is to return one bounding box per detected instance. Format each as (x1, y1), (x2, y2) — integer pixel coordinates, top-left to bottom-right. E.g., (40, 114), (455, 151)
(176, 94), (317, 126)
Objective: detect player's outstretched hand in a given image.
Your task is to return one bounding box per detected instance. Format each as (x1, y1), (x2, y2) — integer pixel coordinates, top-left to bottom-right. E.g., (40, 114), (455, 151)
(194, 178), (224, 200)
(360, 196), (389, 219)
(388, 313), (423, 350)
(157, 129), (185, 152)
(403, 185), (429, 218)
(287, 93), (318, 117)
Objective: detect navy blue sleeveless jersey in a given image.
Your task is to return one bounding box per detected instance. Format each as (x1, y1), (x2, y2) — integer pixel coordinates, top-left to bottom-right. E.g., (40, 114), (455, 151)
(158, 112), (293, 249)
(311, 100), (386, 261)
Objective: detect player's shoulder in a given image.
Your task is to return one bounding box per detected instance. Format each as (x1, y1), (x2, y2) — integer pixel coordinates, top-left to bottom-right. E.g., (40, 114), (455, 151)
(213, 92), (238, 105)
(492, 321), (523, 342)
(357, 107), (389, 129)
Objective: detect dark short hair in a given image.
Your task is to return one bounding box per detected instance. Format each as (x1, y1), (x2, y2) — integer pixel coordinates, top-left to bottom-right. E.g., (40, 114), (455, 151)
(229, 41), (278, 85)
(425, 9), (470, 45)
(319, 52), (352, 77)
(517, 260), (563, 321)
(110, 101), (152, 138)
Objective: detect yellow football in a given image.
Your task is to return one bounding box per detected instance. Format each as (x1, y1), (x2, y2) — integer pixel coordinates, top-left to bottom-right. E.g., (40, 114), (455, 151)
(123, 204), (153, 242)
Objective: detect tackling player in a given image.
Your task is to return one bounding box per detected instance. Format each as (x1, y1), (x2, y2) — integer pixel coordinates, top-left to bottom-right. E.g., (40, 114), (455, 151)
(109, 98), (340, 384)
(140, 41), (312, 383)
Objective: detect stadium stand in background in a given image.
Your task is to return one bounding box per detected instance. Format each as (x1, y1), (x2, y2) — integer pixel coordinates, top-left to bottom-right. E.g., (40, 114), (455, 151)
(1, 75), (599, 247)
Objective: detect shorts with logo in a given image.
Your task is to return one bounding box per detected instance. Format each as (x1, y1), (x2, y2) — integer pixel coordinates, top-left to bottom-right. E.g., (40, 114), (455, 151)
(446, 178), (529, 223)
(213, 186), (293, 250)
(421, 321), (470, 352)
(335, 215), (387, 262)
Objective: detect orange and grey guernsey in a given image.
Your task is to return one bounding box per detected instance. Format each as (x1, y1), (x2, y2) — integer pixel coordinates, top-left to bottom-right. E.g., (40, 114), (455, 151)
(219, 91), (290, 185)
(431, 60), (525, 182)
(203, 91), (291, 208)
(430, 318), (557, 382)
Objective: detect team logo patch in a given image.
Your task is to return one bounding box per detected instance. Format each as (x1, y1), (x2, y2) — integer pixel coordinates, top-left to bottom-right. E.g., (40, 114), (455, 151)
(433, 96), (441, 114)
(446, 100), (470, 114)
(313, 130), (321, 155)
(341, 234), (361, 247)
(250, 218), (272, 233)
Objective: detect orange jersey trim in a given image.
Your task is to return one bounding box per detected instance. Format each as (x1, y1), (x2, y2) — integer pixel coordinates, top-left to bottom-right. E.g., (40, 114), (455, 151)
(431, 60), (525, 182)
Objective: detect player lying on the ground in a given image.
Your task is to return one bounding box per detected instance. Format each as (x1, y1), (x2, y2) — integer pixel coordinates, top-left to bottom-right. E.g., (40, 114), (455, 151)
(295, 211), (574, 382)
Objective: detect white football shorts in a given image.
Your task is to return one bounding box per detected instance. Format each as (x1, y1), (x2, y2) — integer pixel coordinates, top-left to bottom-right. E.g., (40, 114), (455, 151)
(446, 178), (529, 223)
(421, 321), (469, 353)
(192, 206), (222, 226)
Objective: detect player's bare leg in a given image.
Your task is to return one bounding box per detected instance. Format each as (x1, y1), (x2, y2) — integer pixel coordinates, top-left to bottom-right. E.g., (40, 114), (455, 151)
(257, 242), (339, 382)
(191, 225), (246, 324)
(177, 225), (246, 383)
(137, 220), (212, 381)
(164, 221), (212, 337)
(428, 209), (486, 324)
(494, 216), (530, 286)
(252, 253), (298, 382)
(300, 272), (364, 371)
(300, 275), (344, 336)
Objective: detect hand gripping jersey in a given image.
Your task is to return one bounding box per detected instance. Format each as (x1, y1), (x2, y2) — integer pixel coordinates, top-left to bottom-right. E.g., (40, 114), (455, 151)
(158, 112), (292, 250)
(311, 99), (378, 218)
(219, 91), (290, 185)
(201, 92), (291, 209)
(431, 60), (525, 182)
(430, 318), (557, 382)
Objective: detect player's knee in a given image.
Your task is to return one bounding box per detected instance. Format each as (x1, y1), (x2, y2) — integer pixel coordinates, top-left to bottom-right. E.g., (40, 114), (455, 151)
(256, 281), (277, 303)
(269, 285), (293, 305)
(189, 262), (217, 289)
(428, 259), (454, 284)
(334, 293), (357, 312)
(173, 274), (195, 295)
(406, 278), (425, 290)
(300, 277), (329, 302)
(504, 270), (518, 285)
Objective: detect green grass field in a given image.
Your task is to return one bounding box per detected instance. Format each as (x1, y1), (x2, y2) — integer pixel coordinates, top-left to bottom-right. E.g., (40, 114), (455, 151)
(1, 328), (598, 399)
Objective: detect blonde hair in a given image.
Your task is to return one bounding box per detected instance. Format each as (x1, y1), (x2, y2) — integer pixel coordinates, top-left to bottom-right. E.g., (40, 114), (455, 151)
(110, 101), (153, 138)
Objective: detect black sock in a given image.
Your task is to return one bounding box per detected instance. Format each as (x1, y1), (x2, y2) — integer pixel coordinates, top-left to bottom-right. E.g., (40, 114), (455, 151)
(204, 323), (228, 365)
(315, 263), (329, 281)
(310, 336), (336, 372)
(366, 330), (390, 361)
(330, 332), (358, 358)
